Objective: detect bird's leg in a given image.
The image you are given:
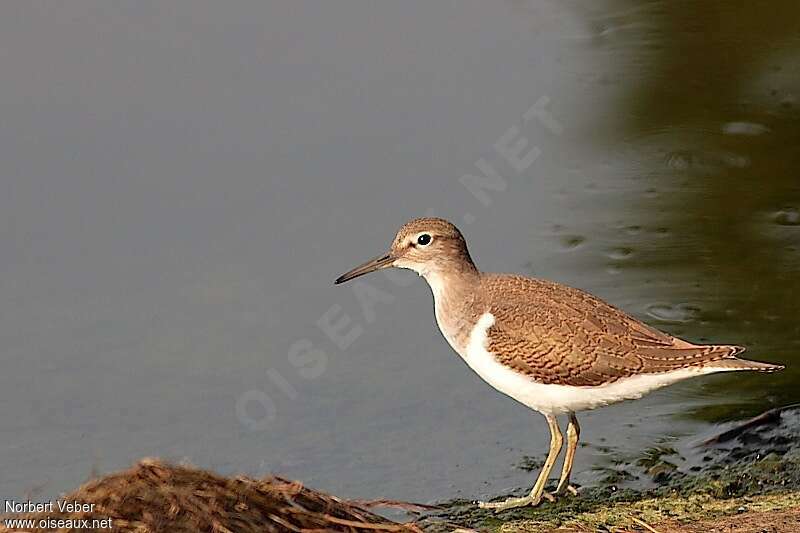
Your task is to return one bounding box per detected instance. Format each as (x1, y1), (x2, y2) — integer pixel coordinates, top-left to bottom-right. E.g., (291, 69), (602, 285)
(478, 414), (563, 511)
(555, 412), (580, 496)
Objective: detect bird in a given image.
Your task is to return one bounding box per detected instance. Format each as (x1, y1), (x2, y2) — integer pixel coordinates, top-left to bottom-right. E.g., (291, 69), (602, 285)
(334, 217), (784, 510)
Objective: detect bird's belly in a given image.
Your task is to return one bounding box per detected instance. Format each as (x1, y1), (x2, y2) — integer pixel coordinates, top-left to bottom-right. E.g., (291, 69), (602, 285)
(455, 312), (714, 415)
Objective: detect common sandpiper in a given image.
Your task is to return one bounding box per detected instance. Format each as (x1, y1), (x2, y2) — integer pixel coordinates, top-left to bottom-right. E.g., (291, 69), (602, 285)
(335, 217), (784, 510)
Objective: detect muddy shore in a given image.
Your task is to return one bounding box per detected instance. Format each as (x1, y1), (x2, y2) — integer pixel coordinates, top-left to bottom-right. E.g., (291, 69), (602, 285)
(422, 406), (800, 531)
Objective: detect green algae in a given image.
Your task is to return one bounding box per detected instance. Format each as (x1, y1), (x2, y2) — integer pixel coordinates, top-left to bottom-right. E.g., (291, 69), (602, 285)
(497, 491), (800, 532)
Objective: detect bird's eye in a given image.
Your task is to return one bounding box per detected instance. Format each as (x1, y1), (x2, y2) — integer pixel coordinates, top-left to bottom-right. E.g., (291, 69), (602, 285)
(417, 234), (432, 246)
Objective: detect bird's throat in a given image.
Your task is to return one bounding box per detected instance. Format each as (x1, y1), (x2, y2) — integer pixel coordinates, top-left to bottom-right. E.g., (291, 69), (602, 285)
(425, 267), (484, 355)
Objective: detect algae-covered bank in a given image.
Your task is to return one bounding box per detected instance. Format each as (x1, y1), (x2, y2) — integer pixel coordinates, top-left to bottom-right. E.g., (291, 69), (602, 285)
(422, 407), (800, 532)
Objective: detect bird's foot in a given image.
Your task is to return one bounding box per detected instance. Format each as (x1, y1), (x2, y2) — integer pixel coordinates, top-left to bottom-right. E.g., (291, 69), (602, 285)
(477, 491), (554, 511)
(477, 495), (539, 511)
(555, 484), (579, 497)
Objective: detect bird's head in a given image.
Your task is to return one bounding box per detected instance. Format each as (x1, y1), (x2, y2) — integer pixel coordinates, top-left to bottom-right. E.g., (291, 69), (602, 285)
(335, 217), (475, 284)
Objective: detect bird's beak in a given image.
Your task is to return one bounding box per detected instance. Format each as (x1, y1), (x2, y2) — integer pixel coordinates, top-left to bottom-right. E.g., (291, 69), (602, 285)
(335, 252), (396, 284)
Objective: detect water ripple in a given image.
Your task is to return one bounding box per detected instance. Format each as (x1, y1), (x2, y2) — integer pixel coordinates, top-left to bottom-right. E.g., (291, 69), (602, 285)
(773, 208), (800, 226)
(646, 303), (700, 324)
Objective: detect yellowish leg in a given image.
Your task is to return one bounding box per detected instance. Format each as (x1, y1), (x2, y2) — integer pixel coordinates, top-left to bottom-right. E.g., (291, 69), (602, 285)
(555, 412), (580, 496)
(478, 414), (563, 511)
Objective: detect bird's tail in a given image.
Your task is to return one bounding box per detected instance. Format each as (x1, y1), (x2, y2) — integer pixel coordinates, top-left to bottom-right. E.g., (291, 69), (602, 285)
(706, 346), (785, 372)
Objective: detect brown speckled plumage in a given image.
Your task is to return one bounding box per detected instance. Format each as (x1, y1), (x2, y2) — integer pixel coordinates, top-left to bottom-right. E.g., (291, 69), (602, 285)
(480, 273), (777, 386)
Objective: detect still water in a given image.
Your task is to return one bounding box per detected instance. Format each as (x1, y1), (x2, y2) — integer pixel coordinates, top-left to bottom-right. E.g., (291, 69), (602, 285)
(1, 1), (798, 503)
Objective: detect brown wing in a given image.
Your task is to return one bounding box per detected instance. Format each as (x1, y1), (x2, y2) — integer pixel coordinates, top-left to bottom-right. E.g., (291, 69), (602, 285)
(482, 274), (743, 386)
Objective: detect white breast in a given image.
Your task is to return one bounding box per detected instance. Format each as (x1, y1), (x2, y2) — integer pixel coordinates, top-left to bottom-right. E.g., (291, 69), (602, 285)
(456, 312), (728, 415)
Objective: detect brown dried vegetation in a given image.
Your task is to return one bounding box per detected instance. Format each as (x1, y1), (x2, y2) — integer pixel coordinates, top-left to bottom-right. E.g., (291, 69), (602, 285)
(0, 459), (420, 533)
